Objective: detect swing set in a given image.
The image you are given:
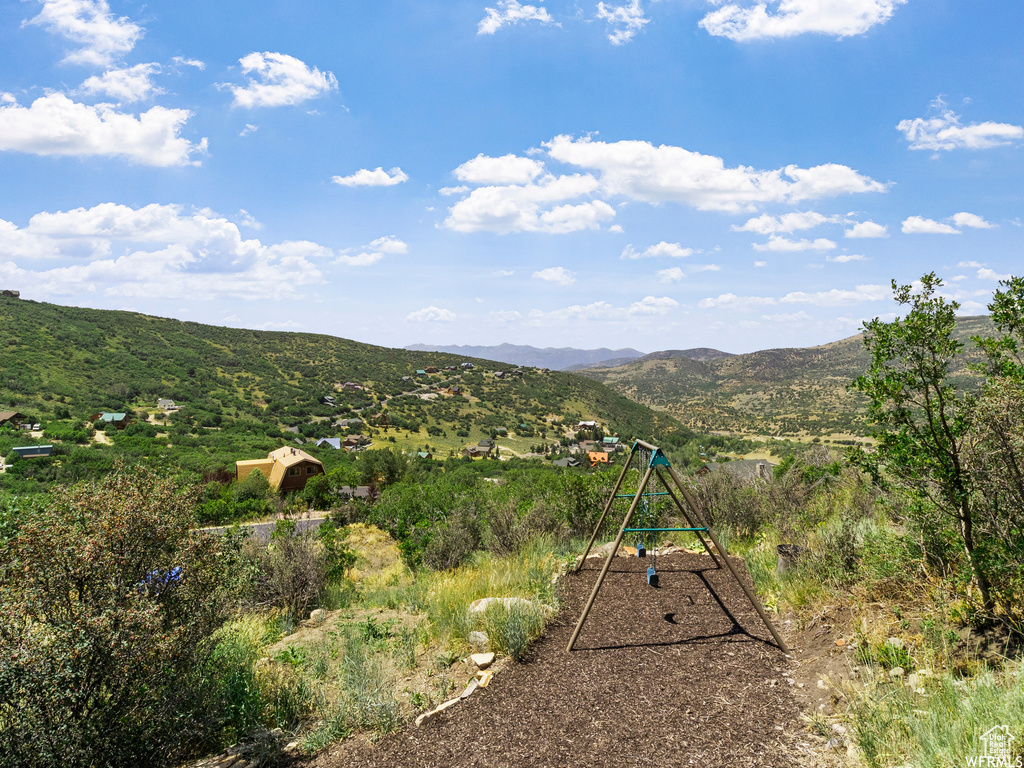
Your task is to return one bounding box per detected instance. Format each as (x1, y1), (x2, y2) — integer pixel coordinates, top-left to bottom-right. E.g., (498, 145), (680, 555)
(565, 439), (789, 654)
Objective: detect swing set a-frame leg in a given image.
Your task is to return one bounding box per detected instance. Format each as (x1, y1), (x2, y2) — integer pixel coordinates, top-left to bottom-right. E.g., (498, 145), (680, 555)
(566, 466), (654, 652)
(573, 450), (635, 572)
(665, 466), (790, 656)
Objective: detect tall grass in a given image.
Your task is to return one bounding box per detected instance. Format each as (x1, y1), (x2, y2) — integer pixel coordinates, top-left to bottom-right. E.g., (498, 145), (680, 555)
(847, 663), (1024, 767)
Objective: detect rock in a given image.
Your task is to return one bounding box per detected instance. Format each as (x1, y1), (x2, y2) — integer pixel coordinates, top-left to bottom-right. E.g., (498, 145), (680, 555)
(460, 679), (479, 699)
(468, 631), (489, 652)
(889, 667), (905, 678)
(415, 697), (462, 727)
(476, 670), (494, 688)
(831, 723), (847, 736)
(817, 679), (827, 689)
(310, 608), (326, 625)
(886, 637), (904, 650)
(468, 596), (538, 615)
(470, 652), (495, 669)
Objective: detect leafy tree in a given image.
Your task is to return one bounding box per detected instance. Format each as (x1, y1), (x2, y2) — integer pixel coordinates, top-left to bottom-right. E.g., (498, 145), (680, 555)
(0, 467), (239, 768)
(852, 273), (995, 611)
(235, 467), (271, 502)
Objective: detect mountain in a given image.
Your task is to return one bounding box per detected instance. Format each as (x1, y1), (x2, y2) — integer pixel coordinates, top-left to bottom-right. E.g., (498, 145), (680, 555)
(566, 348), (735, 371)
(404, 343), (644, 370)
(575, 317), (994, 437)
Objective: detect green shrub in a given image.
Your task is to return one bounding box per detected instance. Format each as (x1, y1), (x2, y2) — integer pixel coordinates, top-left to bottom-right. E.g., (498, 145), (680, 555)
(0, 467), (238, 768)
(481, 600), (546, 661)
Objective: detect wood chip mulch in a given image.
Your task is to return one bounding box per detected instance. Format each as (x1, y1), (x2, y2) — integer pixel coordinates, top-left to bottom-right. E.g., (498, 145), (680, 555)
(300, 551), (804, 768)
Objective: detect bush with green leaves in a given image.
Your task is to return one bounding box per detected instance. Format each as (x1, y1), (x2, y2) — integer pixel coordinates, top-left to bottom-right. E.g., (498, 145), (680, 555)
(0, 467), (239, 768)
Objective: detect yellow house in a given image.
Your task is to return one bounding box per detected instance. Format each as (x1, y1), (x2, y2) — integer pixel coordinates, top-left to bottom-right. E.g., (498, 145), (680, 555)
(236, 446), (325, 492)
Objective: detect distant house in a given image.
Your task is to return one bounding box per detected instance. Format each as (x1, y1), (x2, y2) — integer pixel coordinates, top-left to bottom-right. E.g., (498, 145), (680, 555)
(335, 418), (362, 428)
(157, 399), (179, 411)
(697, 459), (776, 483)
(0, 411), (26, 429)
(460, 362), (474, 369)
(91, 412), (130, 429)
(316, 437), (343, 450)
(478, 438), (496, 448)
(424, 367), (438, 374)
(602, 436), (620, 445)
(493, 371), (507, 379)
(400, 376), (413, 383)
(577, 420), (599, 429)
(552, 457), (581, 468)
(446, 386), (462, 395)
(463, 445), (493, 459)
(319, 395), (337, 406)
(1, 290), (19, 298)
(588, 451), (609, 467)
(415, 370), (427, 376)
(235, 446), (325, 492)
(342, 382), (363, 390)
(417, 451), (433, 460)
(11, 445), (53, 459)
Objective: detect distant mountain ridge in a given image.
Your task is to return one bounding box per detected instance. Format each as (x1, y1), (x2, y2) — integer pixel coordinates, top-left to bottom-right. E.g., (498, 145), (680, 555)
(575, 317), (994, 437)
(404, 343), (644, 370)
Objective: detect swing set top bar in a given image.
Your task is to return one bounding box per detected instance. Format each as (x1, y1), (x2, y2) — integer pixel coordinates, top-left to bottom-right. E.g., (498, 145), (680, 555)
(624, 527), (707, 533)
(614, 492), (671, 498)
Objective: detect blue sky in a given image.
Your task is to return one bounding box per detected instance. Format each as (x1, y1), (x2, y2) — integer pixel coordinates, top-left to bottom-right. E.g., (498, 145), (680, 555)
(1, 0), (1021, 354)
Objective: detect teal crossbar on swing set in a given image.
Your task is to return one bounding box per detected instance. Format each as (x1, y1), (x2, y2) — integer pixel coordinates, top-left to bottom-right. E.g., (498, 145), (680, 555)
(565, 439), (789, 654)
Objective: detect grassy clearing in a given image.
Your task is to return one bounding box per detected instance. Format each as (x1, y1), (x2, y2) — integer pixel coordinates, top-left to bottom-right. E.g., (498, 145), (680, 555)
(216, 526), (568, 755)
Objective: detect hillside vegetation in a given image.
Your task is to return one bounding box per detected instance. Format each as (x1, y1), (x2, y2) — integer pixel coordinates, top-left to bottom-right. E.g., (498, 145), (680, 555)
(577, 316), (993, 437)
(0, 297), (693, 493)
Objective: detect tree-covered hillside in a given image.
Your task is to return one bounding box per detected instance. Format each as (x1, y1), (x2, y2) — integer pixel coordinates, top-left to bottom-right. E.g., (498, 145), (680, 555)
(0, 297), (693, 491)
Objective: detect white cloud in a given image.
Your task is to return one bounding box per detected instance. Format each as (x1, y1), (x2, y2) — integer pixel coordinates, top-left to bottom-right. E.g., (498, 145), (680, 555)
(762, 310), (813, 323)
(827, 253), (867, 263)
(406, 306), (456, 322)
(77, 63), (162, 103)
(733, 210), (830, 234)
(630, 295), (678, 314)
(692, 263), (721, 272)
(439, 185), (470, 196)
(699, 0), (906, 42)
(533, 266), (576, 286)
(780, 284), (889, 305)
(172, 56), (205, 70)
(957, 260), (984, 268)
(698, 293), (777, 311)
(897, 104), (1024, 151)
(950, 211), (995, 229)
(526, 296), (679, 323)
(0, 93), (206, 166)
(334, 235), (408, 266)
(490, 309), (522, 322)
(25, 0), (142, 66)
(239, 124), (258, 137)
(754, 260), (767, 267)
(544, 134), (887, 212)
(227, 52), (338, 108)
(753, 234), (836, 251)
(332, 167), (408, 187)
(478, 1), (559, 35)
(901, 216), (960, 235)
(844, 220), (887, 238)
(444, 173), (614, 234)
(977, 268), (1012, 282)
(0, 202), (324, 300)
(496, 269), (515, 277)
(444, 136), (885, 234)
(454, 154), (546, 185)
(658, 267), (686, 282)
(367, 235), (408, 254)
(596, 0), (648, 46)
(621, 241), (694, 259)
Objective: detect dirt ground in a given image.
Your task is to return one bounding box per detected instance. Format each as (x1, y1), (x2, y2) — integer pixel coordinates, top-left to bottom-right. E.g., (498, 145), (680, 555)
(292, 551), (846, 768)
